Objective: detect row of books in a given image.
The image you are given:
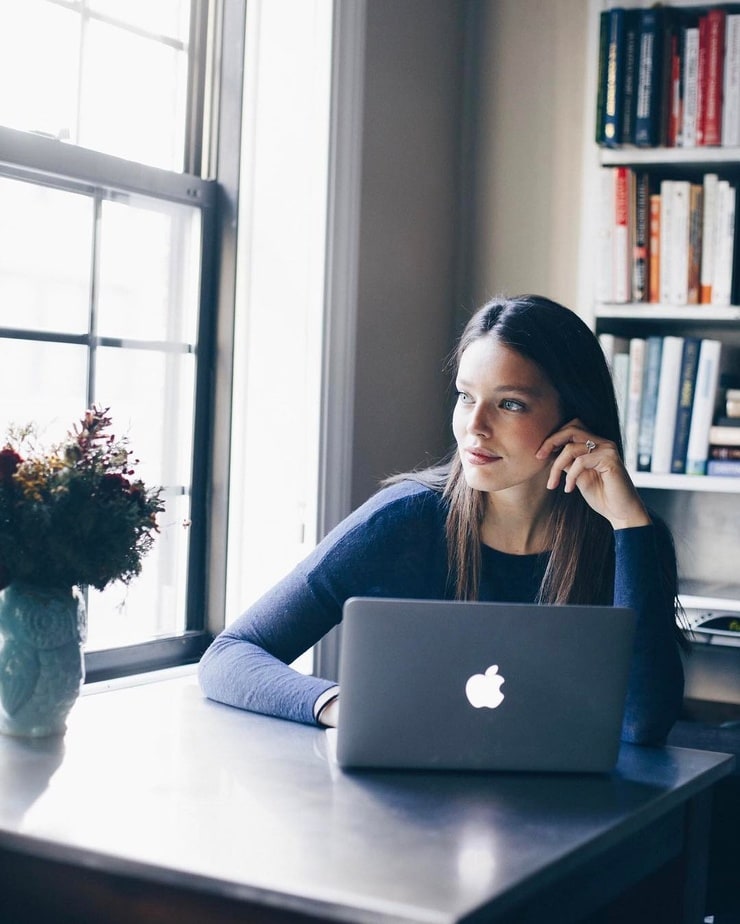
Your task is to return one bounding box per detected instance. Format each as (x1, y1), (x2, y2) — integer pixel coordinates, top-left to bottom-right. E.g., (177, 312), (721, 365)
(596, 5), (740, 148)
(597, 168), (737, 305)
(599, 333), (740, 475)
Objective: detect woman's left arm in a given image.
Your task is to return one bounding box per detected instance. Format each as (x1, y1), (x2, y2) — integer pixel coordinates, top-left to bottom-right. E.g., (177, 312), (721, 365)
(613, 523), (684, 744)
(537, 421), (684, 743)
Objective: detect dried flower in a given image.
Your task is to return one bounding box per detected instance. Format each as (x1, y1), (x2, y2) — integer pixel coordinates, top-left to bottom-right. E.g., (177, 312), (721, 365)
(0, 407), (164, 592)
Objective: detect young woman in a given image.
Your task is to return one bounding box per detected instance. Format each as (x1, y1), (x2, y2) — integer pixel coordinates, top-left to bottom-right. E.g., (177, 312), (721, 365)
(199, 295), (685, 743)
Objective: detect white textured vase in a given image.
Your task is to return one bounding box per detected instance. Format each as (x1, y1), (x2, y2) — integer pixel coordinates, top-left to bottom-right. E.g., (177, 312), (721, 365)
(0, 582), (86, 737)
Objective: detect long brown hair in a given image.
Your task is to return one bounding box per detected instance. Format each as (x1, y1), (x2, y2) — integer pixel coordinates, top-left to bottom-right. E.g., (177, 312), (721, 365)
(395, 296), (635, 604)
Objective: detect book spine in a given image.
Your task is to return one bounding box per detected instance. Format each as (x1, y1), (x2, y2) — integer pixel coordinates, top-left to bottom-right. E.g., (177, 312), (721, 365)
(613, 167), (631, 302)
(712, 181), (735, 306)
(634, 8), (663, 146)
(637, 336), (664, 471)
(686, 339), (722, 475)
(723, 15), (740, 147)
(633, 172), (650, 301)
(687, 183), (703, 304)
(659, 179), (674, 304)
(680, 26), (700, 147)
(670, 23), (684, 147)
(649, 193), (661, 302)
(700, 173), (719, 304)
(670, 337), (701, 473)
(710, 445), (740, 459)
(669, 180), (690, 305)
(596, 169), (615, 303)
(660, 13), (679, 145)
(604, 9), (626, 146)
(625, 337), (646, 470)
(651, 336), (685, 474)
(704, 8), (726, 146)
(621, 11), (639, 145)
(613, 352), (631, 436)
(709, 425), (740, 447)
(696, 14), (708, 145)
(595, 12), (609, 144)
(706, 459), (740, 476)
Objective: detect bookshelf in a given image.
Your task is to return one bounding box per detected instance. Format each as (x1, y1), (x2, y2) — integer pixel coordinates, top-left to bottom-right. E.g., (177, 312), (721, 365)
(585, 0), (740, 666)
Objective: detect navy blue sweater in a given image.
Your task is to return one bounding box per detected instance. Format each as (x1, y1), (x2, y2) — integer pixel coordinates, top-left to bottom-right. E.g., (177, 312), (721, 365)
(199, 480), (684, 743)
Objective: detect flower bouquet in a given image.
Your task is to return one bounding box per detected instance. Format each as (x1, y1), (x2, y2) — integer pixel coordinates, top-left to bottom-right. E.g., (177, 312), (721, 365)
(0, 406), (164, 737)
(0, 405), (164, 592)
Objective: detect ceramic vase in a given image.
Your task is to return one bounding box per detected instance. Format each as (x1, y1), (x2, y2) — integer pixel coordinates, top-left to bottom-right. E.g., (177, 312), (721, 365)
(0, 582), (86, 737)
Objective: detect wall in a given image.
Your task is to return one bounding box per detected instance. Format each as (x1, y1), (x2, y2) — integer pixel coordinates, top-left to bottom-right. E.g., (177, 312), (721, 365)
(350, 0), (465, 507)
(349, 0), (591, 507)
(463, 0), (591, 313)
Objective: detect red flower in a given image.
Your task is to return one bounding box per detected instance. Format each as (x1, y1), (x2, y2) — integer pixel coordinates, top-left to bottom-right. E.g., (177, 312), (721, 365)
(0, 447), (22, 482)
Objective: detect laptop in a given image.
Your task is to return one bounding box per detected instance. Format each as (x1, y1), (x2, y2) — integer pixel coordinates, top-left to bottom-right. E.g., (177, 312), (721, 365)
(332, 597), (637, 773)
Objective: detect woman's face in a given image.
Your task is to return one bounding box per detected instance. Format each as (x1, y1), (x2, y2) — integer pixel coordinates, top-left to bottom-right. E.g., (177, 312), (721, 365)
(452, 336), (564, 497)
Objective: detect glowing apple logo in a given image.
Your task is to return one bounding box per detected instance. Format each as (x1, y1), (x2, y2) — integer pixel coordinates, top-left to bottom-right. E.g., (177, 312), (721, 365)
(465, 664), (505, 709)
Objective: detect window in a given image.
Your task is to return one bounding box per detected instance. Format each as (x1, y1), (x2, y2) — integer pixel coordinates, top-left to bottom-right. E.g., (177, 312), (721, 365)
(0, 0), (241, 678)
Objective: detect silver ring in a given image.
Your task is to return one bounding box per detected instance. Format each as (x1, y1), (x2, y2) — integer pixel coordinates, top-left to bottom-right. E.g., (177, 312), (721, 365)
(585, 439), (596, 453)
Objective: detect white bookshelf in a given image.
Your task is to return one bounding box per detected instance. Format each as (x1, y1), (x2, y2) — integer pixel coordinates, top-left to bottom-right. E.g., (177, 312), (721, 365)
(586, 0), (740, 656)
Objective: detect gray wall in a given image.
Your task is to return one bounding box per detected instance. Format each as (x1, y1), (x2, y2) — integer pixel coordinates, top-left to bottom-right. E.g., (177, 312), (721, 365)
(350, 0), (590, 506)
(351, 0), (466, 507)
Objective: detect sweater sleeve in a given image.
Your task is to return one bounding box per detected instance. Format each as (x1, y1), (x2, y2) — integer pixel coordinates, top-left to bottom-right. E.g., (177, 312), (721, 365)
(198, 482), (448, 725)
(613, 523), (684, 745)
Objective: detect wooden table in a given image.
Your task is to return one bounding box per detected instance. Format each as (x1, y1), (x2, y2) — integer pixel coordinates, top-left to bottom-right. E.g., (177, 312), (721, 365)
(0, 673), (734, 923)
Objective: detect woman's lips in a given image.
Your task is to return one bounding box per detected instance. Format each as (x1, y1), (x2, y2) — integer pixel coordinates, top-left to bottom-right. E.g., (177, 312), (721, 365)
(464, 447), (501, 466)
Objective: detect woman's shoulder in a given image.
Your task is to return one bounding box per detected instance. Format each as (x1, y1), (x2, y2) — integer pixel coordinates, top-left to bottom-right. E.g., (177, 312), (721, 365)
(347, 478), (447, 529)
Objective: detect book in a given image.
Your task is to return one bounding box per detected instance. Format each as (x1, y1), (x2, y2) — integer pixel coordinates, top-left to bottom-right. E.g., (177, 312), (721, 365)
(651, 335), (685, 474)
(602, 8), (627, 146)
(670, 337), (701, 473)
(710, 445), (740, 459)
(706, 459), (740, 476)
(634, 7), (664, 147)
(649, 193), (661, 301)
(700, 173), (719, 303)
(633, 172), (650, 301)
(598, 333), (630, 370)
(625, 337), (646, 470)
(621, 10), (640, 144)
(595, 12), (609, 145)
(712, 181), (736, 306)
(722, 14), (740, 147)
(696, 13), (708, 145)
(613, 351), (631, 437)
(667, 20), (683, 147)
(703, 8), (726, 146)
(709, 425), (740, 447)
(680, 25), (700, 147)
(660, 10), (681, 146)
(668, 180), (691, 305)
(637, 336), (663, 471)
(613, 167), (631, 303)
(659, 179), (674, 303)
(687, 183), (703, 304)
(686, 339), (722, 475)
(596, 169), (615, 303)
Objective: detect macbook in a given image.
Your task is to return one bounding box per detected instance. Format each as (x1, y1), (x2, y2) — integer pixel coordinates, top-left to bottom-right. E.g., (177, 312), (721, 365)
(333, 597), (637, 773)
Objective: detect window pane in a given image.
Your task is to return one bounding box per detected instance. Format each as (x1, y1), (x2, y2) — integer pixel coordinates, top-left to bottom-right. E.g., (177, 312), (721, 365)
(93, 346), (196, 490)
(85, 493), (190, 649)
(0, 1), (192, 171)
(0, 0), (80, 140)
(0, 339), (88, 446)
(0, 177), (93, 335)
(89, 0), (191, 42)
(97, 198), (200, 344)
(79, 20), (188, 170)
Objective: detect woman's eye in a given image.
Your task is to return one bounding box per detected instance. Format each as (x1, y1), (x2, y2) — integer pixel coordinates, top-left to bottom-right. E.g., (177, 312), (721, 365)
(457, 391), (473, 404)
(501, 398), (525, 411)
